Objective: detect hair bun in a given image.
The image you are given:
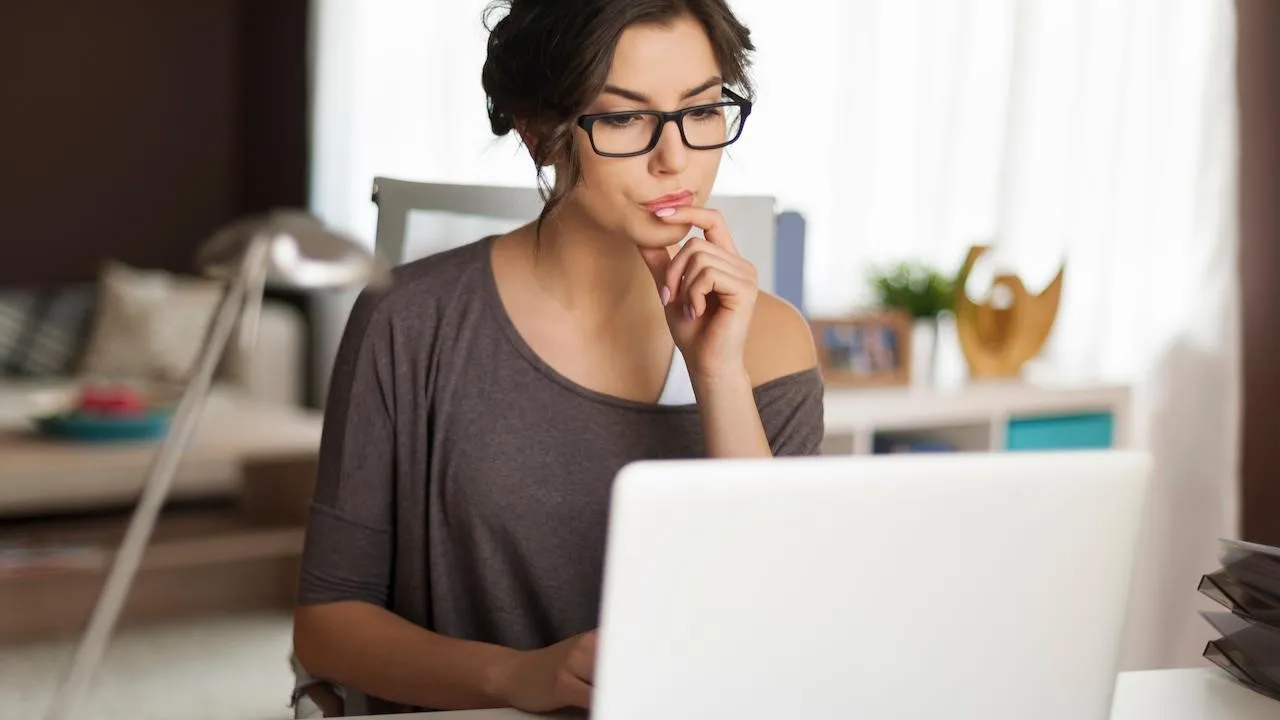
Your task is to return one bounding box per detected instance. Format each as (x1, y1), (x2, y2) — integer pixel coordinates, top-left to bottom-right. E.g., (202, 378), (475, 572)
(488, 104), (515, 136)
(481, 1), (523, 138)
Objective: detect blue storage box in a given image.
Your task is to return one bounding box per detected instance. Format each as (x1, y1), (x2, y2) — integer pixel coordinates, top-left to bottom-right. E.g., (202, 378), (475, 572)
(1006, 412), (1114, 451)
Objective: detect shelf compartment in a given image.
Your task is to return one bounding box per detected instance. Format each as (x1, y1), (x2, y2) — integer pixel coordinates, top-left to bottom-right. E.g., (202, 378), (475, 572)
(1005, 412), (1115, 451)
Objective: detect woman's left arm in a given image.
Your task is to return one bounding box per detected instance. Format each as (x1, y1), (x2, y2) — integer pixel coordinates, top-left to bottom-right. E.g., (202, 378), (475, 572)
(688, 294), (822, 458)
(639, 207), (821, 459)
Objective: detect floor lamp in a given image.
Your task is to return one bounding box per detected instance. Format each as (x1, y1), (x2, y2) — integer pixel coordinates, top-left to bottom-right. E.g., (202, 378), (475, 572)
(43, 210), (387, 720)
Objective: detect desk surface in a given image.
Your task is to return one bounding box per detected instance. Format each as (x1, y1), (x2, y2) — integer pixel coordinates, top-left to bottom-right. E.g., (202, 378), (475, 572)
(1107, 668), (1278, 719)
(366, 668), (1278, 720)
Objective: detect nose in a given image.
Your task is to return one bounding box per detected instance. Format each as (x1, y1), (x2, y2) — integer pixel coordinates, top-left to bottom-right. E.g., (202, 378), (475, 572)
(648, 118), (688, 175)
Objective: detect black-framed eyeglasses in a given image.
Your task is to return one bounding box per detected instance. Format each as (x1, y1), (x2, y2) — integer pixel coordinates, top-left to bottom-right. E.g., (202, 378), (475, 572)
(575, 87), (752, 158)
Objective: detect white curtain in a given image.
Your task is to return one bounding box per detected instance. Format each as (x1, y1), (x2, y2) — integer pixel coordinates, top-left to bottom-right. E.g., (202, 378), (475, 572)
(309, 0), (1240, 670)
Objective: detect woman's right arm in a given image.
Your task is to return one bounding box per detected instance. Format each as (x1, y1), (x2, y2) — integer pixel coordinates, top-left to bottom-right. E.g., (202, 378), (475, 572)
(294, 601), (596, 712)
(293, 600), (518, 710)
(291, 290), (594, 713)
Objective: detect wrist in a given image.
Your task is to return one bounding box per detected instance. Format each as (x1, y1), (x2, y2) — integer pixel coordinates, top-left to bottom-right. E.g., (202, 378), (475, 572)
(689, 366), (752, 394)
(482, 646), (524, 707)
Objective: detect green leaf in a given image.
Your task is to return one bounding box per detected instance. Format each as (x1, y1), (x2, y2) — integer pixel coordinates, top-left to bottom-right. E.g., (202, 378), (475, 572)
(866, 260), (957, 319)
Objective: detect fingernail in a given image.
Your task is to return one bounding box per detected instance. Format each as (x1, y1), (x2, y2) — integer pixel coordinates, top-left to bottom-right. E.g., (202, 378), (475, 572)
(660, 287), (671, 306)
(685, 303), (695, 320)
(655, 207), (676, 218)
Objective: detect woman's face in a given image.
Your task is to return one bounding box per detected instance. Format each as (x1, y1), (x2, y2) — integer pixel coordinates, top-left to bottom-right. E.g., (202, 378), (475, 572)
(565, 15), (729, 249)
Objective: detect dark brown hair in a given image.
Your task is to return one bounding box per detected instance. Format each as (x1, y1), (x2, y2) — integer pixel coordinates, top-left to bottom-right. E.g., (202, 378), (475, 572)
(481, 0), (755, 235)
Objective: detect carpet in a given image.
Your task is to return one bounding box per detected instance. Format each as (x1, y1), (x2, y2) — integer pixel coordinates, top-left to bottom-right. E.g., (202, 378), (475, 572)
(0, 611), (297, 720)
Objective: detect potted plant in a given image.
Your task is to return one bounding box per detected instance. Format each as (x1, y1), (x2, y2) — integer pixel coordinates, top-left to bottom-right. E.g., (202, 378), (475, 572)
(867, 261), (957, 385)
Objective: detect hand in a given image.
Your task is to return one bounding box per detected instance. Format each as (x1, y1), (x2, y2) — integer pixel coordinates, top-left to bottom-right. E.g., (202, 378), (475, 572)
(639, 207), (759, 382)
(493, 630), (597, 713)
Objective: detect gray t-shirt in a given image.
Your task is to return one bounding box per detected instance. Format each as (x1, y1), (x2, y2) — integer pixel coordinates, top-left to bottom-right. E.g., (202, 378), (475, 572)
(296, 236), (825, 713)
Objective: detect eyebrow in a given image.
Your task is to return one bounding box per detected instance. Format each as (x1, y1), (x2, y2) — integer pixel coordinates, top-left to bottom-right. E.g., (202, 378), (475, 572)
(601, 76), (723, 104)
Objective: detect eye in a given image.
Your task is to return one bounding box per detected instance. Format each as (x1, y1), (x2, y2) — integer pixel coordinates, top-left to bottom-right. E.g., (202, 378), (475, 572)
(685, 106), (725, 121)
(599, 114), (646, 128)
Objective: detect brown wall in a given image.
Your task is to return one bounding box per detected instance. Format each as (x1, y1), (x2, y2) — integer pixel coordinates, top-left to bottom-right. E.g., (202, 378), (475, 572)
(1239, 0), (1280, 545)
(0, 0), (309, 287)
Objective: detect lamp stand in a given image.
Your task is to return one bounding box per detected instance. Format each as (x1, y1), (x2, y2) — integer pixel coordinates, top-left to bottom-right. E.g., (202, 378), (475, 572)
(43, 239), (271, 720)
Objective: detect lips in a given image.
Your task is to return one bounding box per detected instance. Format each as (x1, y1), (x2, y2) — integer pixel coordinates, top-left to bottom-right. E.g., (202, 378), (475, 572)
(643, 190), (695, 213)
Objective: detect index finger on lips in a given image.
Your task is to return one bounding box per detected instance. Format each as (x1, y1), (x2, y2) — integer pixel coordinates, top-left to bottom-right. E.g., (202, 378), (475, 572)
(656, 206), (740, 255)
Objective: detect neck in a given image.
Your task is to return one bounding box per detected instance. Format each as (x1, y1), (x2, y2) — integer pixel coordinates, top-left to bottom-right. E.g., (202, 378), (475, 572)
(527, 204), (660, 322)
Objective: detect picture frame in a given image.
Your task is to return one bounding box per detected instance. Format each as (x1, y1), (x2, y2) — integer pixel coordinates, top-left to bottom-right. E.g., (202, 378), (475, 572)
(810, 310), (913, 387)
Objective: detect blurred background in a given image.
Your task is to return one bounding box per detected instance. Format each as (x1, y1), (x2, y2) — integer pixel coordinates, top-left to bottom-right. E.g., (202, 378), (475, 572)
(0, 1), (1276, 718)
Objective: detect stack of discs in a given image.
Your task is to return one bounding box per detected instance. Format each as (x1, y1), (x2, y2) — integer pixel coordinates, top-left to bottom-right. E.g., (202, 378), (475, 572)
(1198, 538), (1280, 700)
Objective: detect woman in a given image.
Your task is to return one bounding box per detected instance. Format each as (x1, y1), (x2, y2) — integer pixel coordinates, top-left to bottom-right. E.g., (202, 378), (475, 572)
(292, 0), (824, 715)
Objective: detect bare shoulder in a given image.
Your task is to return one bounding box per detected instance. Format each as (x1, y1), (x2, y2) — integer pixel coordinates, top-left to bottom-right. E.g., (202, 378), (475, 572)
(745, 291), (819, 386)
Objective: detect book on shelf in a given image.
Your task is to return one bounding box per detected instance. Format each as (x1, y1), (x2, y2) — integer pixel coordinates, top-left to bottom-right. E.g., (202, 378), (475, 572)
(0, 541), (104, 579)
(872, 436), (957, 454)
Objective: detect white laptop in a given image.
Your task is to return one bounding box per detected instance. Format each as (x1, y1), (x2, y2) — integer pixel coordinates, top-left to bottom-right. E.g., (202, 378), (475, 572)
(591, 450), (1151, 720)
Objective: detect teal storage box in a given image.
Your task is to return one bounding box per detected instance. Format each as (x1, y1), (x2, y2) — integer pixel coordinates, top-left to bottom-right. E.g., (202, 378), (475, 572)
(1006, 412), (1114, 451)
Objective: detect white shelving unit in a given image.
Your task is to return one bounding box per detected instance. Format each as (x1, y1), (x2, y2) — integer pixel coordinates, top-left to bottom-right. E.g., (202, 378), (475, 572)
(821, 380), (1132, 455)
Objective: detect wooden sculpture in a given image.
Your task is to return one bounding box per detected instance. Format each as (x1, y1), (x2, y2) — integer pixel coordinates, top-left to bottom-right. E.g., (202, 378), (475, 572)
(954, 245), (1064, 379)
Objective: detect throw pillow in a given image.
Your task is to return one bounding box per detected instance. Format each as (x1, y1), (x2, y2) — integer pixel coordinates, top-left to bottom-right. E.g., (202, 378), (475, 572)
(77, 261), (225, 382)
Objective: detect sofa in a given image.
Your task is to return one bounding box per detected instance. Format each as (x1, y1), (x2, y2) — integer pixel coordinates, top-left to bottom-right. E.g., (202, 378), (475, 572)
(0, 262), (322, 518)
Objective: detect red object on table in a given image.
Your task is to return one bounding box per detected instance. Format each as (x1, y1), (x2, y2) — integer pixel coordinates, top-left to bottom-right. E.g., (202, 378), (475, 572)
(76, 385), (149, 418)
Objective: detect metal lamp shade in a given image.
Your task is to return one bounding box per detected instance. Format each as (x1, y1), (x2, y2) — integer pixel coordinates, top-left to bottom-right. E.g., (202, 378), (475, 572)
(196, 209), (389, 289)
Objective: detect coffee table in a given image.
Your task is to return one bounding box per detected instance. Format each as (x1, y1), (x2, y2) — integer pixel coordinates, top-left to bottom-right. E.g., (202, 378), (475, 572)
(0, 389), (323, 516)
(0, 388), (324, 642)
